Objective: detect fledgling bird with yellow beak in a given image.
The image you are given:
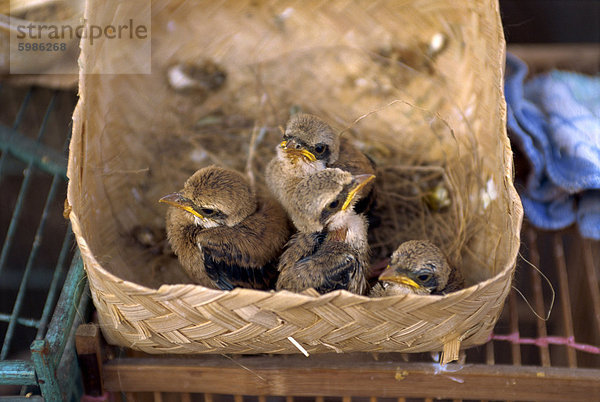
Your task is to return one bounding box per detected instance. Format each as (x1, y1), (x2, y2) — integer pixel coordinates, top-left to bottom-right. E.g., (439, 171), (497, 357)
(370, 240), (464, 297)
(266, 113), (376, 222)
(160, 166), (291, 290)
(276, 169), (375, 295)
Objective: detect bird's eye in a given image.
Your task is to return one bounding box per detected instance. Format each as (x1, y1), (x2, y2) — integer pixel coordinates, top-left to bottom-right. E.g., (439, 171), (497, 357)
(314, 144), (326, 154)
(327, 200), (340, 210)
(200, 208), (216, 216)
(417, 273), (432, 282)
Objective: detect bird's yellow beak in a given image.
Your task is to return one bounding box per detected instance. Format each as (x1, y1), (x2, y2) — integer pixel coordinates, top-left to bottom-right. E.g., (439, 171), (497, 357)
(159, 192), (204, 219)
(341, 174), (375, 211)
(379, 265), (423, 290)
(280, 140), (317, 162)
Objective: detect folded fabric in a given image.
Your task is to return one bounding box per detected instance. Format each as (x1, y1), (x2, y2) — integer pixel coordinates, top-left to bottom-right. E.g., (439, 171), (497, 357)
(505, 53), (600, 239)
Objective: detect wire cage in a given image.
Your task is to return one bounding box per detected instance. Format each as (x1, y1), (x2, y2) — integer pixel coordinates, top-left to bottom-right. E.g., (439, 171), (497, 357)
(0, 84), (88, 400)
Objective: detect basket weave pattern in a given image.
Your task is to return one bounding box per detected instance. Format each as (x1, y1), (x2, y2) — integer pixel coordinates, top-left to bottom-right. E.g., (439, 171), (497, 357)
(68, 0), (523, 360)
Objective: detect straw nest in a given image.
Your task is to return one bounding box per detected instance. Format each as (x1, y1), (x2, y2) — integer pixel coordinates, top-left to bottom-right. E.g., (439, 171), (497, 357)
(67, 0), (523, 363)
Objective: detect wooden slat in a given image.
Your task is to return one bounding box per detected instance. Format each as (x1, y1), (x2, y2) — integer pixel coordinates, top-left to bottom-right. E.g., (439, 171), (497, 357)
(508, 291), (521, 365)
(527, 228), (551, 366)
(553, 234), (577, 367)
(75, 324), (104, 396)
(582, 239), (600, 336)
(485, 341), (494, 366)
(102, 356), (600, 401)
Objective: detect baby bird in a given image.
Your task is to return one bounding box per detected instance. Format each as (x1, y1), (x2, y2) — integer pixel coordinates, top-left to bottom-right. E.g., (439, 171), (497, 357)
(370, 240), (464, 297)
(266, 113), (376, 220)
(160, 166), (291, 290)
(276, 169), (375, 295)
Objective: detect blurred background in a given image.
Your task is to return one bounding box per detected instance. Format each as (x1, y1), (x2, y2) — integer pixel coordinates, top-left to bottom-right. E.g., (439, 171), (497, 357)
(501, 0), (599, 43)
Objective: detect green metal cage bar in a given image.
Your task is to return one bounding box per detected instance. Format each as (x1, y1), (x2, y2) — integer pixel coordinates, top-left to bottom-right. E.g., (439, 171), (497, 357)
(1, 93), (58, 360)
(0, 86), (32, 180)
(0, 86), (87, 400)
(31, 254), (87, 400)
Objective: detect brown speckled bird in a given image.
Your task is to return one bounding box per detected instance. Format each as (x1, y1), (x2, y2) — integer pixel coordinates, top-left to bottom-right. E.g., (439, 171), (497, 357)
(370, 240), (464, 297)
(160, 166), (291, 290)
(266, 113), (376, 221)
(275, 169), (374, 295)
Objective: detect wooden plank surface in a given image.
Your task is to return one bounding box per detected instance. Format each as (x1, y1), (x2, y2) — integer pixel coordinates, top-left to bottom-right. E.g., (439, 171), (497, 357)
(102, 354), (600, 401)
(75, 323), (104, 396)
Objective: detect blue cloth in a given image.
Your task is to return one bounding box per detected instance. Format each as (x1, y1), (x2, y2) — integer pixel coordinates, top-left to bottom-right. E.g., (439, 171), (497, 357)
(505, 53), (600, 239)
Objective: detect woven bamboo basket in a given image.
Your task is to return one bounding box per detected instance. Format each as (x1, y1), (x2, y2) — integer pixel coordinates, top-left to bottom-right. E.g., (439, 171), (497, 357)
(67, 0), (523, 363)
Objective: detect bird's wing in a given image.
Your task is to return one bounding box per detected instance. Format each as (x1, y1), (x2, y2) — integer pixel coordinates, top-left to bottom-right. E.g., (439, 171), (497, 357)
(201, 248), (278, 291)
(203, 196), (290, 266)
(277, 231), (326, 273)
(198, 201), (289, 289)
(197, 196), (291, 291)
(276, 231), (333, 292)
(293, 242), (362, 294)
